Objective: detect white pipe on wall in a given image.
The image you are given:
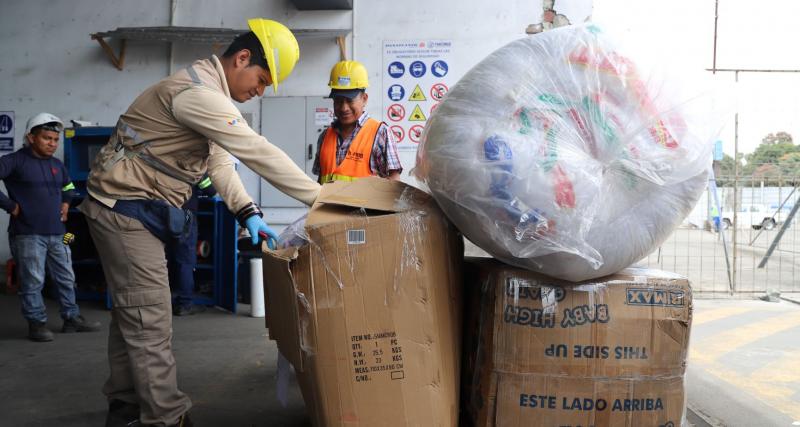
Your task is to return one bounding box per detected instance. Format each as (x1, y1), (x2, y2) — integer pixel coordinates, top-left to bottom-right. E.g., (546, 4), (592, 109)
(168, 0), (178, 75)
(351, 0), (356, 60)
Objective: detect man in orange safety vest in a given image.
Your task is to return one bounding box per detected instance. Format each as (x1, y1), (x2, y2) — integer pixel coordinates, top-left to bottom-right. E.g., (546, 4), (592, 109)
(313, 60), (402, 183)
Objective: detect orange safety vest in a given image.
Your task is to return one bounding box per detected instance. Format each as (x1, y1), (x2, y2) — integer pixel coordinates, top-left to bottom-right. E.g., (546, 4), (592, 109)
(319, 118), (381, 183)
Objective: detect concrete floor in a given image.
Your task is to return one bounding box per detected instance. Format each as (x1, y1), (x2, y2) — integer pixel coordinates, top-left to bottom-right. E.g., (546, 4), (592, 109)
(6, 272), (798, 426)
(687, 298), (800, 427)
(0, 293), (310, 427)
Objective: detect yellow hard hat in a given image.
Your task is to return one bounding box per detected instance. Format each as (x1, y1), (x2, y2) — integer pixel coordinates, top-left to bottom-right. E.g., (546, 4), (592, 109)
(328, 60), (369, 90)
(247, 18), (300, 93)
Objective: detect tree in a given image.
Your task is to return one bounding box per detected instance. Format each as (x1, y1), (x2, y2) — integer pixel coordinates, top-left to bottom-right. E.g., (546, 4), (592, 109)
(715, 153), (742, 185)
(752, 163), (780, 180)
(715, 132), (799, 186)
(762, 132), (793, 145)
(742, 132), (800, 182)
(778, 152), (800, 182)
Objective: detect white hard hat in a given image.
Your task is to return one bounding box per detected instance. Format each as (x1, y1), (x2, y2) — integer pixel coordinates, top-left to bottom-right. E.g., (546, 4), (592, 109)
(25, 113), (63, 135)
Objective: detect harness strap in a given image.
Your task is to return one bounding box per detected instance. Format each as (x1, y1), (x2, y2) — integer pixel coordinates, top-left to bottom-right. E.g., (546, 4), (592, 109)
(101, 64), (207, 185)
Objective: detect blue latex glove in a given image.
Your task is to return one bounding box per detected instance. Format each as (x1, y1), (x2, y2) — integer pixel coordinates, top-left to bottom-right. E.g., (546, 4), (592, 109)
(244, 215), (279, 249)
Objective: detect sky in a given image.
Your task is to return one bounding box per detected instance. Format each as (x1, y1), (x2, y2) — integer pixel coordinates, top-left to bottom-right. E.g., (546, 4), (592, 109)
(591, 0), (800, 157)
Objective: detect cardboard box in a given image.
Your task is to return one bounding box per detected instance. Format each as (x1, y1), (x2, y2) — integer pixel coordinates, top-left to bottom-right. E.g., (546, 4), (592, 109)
(263, 178), (464, 427)
(490, 374), (686, 427)
(462, 258), (692, 427)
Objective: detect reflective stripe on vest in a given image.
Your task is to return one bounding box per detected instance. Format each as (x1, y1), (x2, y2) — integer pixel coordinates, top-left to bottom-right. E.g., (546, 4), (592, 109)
(319, 119), (381, 184)
(198, 176), (212, 189)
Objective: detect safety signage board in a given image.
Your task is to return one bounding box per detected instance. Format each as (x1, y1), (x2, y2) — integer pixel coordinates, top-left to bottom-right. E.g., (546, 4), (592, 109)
(314, 107), (333, 126)
(383, 40), (454, 151)
(0, 111), (15, 152)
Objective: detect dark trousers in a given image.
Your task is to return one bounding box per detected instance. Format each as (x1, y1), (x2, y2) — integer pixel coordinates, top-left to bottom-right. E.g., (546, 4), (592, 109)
(167, 220), (197, 309)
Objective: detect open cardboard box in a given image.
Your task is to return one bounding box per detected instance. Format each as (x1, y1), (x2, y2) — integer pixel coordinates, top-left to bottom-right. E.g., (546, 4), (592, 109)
(262, 178), (464, 426)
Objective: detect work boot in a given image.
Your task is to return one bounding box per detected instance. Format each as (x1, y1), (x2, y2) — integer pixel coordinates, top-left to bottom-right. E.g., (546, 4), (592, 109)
(61, 315), (101, 333)
(174, 305), (205, 317)
(171, 413), (193, 427)
(28, 321), (54, 342)
(105, 399), (140, 427)
(141, 413), (192, 427)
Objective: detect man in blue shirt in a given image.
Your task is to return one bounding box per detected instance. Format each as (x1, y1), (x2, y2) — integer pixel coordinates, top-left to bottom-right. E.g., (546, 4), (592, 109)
(0, 113), (100, 342)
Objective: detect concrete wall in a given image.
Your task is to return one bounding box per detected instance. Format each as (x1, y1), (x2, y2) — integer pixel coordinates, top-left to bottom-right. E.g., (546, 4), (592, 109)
(0, 0), (598, 260)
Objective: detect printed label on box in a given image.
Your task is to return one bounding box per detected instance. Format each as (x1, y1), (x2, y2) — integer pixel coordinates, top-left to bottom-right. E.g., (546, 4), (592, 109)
(347, 229), (366, 245)
(351, 331), (405, 383)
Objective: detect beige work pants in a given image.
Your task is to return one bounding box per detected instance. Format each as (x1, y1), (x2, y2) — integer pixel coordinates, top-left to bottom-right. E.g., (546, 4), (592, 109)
(80, 198), (191, 426)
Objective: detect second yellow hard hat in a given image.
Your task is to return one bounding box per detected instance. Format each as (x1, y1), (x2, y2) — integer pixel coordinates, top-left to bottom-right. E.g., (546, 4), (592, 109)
(328, 60), (369, 90)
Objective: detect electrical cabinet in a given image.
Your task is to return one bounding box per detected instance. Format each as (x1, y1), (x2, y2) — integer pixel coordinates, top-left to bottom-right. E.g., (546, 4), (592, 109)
(259, 96), (332, 208)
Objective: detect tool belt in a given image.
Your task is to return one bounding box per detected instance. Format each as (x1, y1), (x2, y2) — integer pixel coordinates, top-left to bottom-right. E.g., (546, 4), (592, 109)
(93, 196), (194, 244)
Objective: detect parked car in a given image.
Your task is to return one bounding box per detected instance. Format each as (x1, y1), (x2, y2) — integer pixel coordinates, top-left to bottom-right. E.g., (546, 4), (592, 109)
(720, 204), (784, 230)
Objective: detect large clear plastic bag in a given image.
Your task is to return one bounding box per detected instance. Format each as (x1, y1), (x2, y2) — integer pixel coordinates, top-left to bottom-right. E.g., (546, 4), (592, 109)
(414, 24), (715, 281)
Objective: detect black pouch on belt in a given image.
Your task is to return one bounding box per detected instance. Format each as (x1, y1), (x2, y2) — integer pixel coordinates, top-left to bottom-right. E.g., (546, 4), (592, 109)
(112, 199), (194, 244)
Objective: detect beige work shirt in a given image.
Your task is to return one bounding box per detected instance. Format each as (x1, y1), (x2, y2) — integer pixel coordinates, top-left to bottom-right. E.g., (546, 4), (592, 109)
(87, 55), (320, 212)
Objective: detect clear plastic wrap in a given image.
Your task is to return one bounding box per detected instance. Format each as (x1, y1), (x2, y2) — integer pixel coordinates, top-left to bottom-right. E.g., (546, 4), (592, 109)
(278, 214), (309, 249)
(415, 24), (716, 281)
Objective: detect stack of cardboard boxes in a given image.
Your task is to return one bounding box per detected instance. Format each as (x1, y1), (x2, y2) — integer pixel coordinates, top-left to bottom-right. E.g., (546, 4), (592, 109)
(461, 258), (691, 427)
(262, 178), (692, 426)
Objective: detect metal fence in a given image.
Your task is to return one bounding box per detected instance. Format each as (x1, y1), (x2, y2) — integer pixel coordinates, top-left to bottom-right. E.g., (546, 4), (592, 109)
(640, 173), (800, 297)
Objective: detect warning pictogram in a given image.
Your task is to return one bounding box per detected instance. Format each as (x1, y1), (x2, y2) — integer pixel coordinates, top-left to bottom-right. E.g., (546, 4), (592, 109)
(390, 125), (404, 142)
(388, 84), (405, 101)
(431, 60), (449, 77)
(388, 61), (405, 78)
(409, 105), (427, 121)
(410, 61), (426, 78)
(0, 114), (14, 135)
(409, 125), (424, 143)
(409, 85), (426, 102)
(430, 103), (441, 116)
(430, 83), (448, 101)
(387, 104), (405, 122)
